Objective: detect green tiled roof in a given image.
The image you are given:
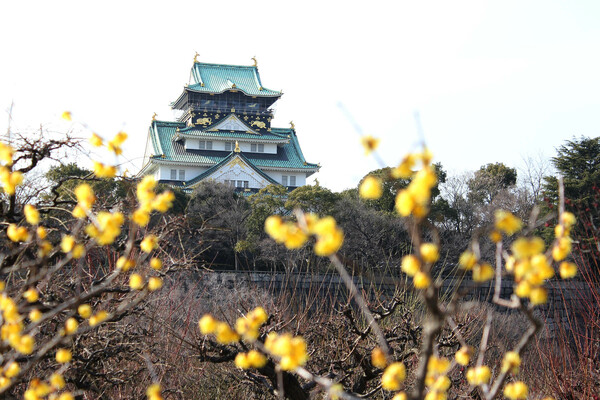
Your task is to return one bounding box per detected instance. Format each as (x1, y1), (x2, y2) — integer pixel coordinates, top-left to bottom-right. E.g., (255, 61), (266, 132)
(188, 63), (281, 97)
(149, 120), (319, 172)
(177, 123), (289, 142)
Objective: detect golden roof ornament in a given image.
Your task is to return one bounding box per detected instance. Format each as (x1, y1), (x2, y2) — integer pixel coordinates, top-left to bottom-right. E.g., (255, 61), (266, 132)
(251, 56), (258, 67)
(152, 112), (157, 121)
(193, 52), (199, 63)
(289, 120), (295, 130)
(234, 141), (241, 153)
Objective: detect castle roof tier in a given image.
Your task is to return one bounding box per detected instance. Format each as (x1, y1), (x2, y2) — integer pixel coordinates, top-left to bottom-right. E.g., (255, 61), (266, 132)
(140, 60), (319, 192)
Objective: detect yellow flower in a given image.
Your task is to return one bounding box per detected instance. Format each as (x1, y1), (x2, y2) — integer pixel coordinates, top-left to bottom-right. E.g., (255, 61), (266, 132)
(466, 365), (490, 386)
(50, 373), (65, 389)
(140, 235), (159, 253)
(107, 131), (128, 155)
(146, 383), (162, 400)
(511, 237), (545, 260)
(235, 350), (267, 369)
(0, 168), (23, 195)
(89, 310), (108, 326)
(489, 229), (502, 243)
(393, 154), (417, 179)
(15, 335), (34, 354)
(455, 346), (471, 366)
(36, 226), (47, 239)
(361, 135), (380, 155)
(359, 176), (383, 199)
(23, 288), (39, 303)
(7, 224), (29, 242)
(413, 271), (431, 289)
(427, 357), (451, 375)
(65, 317), (79, 335)
(116, 257), (136, 271)
(129, 273), (144, 290)
(150, 257), (162, 270)
(0, 142), (15, 165)
(24, 204), (40, 225)
(235, 352), (251, 369)
(132, 209), (150, 227)
(4, 361), (20, 378)
(282, 223), (308, 250)
(61, 111), (72, 121)
(560, 212), (576, 228)
(29, 309), (42, 322)
(93, 161), (117, 178)
(264, 332), (307, 370)
(59, 392), (75, 400)
(559, 261), (577, 279)
(72, 205), (87, 219)
(459, 250), (478, 270)
(501, 351), (521, 374)
(61, 235), (76, 253)
(90, 133), (103, 147)
(74, 183), (95, 210)
(430, 375), (451, 392)
(472, 263), (494, 282)
(392, 393), (408, 400)
(401, 254), (421, 276)
(552, 237), (572, 261)
(395, 190), (416, 217)
(148, 277), (163, 291)
(515, 281), (532, 298)
(494, 210), (522, 235)
(313, 216), (344, 256)
(529, 287), (548, 305)
(151, 191), (175, 212)
(504, 381), (528, 400)
(381, 362), (406, 390)
(78, 304), (92, 319)
(420, 243), (440, 263)
(199, 314), (218, 334)
(235, 307), (268, 340)
(371, 347), (387, 369)
(86, 211), (124, 245)
(214, 322), (240, 344)
(55, 348), (72, 363)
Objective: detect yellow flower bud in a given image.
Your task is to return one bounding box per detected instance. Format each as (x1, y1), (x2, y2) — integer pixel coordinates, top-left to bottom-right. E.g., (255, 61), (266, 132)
(359, 176), (383, 200)
(559, 261), (577, 279)
(56, 348), (72, 363)
(148, 277), (163, 291)
(401, 254), (421, 277)
(413, 271), (431, 289)
(78, 304), (92, 319)
(371, 347), (387, 369)
(504, 381), (528, 400)
(65, 317), (79, 335)
(150, 257), (163, 270)
(420, 243), (439, 263)
(129, 273), (144, 290)
(24, 204), (40, 225)
(381, 362), (406, 390)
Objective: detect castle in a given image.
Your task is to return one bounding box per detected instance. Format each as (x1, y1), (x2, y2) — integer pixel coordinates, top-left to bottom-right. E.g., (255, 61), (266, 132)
(139, 57), (319, 193)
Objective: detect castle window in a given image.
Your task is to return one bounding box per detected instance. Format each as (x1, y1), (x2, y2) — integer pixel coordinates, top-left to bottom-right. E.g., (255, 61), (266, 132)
(250, 143), (264, 153)
(290, 176), (296, 186)
(170, 169), (177, 180)
(225, 142), (234, 151)
(199, 140), (213, 150)
(179, 170), (185, 180)
(282, 175), (288, 186)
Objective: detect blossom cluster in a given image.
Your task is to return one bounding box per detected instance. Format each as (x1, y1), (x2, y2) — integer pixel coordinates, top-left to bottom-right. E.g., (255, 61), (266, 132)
(1, 128), (172, 398)
(264, 214), (344, 257)
(199, 307), (309, 373)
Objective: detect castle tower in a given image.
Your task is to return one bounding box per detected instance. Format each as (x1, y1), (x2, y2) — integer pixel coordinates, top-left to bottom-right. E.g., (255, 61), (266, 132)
(139, 58), (319, 193)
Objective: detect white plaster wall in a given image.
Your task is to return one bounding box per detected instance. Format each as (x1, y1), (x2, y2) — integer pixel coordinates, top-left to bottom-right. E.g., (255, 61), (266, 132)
(184, 139), (277, 154)
(158, 165), (208, 181)
(264, 171), (306, 187)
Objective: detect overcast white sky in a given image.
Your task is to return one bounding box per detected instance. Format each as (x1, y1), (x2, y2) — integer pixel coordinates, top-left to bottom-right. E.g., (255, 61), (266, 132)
(1, 1), (599, 191)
